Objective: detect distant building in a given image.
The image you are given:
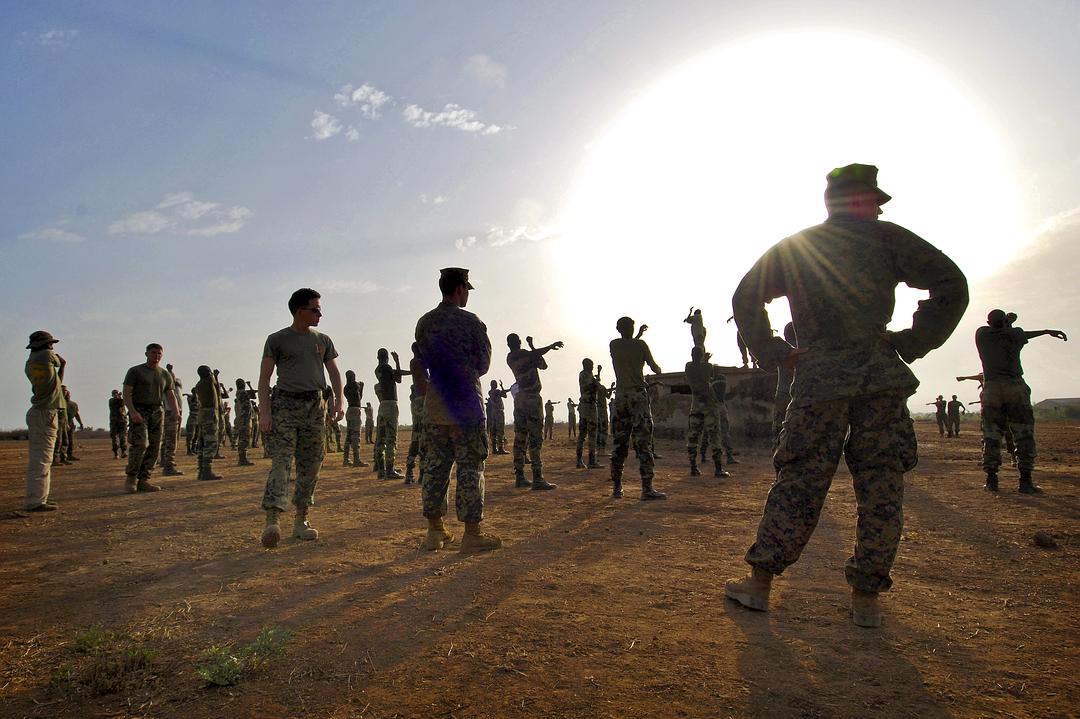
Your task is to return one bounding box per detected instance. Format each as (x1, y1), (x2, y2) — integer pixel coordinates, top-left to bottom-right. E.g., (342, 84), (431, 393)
(1033, 398), (1080, 411)
(647, 366), (775, 442)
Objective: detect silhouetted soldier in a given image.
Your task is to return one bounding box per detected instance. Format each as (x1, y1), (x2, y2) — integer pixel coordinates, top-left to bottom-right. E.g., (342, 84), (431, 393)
(609, 316), (665, 500)
(946, 395), (966, 437)
(507, 333), (563, 490)
(486, 380), (511, 454)
(926, 395), (947, 436)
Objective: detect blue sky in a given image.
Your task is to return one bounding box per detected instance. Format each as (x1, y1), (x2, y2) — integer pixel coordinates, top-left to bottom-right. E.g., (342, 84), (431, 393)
(3, 1), (1078, 428)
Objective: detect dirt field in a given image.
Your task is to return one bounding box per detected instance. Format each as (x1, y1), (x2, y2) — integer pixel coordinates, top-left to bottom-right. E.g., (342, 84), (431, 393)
(1, 421), (1077, 719)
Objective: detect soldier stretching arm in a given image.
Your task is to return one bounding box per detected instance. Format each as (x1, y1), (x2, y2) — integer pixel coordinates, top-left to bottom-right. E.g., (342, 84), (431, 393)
(391, 350), (411, 380)
(525, 336), (565, 356)
(326, 356), (344, 422)
(1023, 329), (1068, 342)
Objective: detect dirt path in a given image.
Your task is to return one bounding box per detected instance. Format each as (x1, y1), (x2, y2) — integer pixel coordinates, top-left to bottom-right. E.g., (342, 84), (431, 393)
(1, 422), (1077, 718)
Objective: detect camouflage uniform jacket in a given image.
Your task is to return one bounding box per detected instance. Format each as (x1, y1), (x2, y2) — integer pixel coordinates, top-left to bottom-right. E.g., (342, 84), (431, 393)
(415, 301), (492, 427)
(732, 215), (968, 405)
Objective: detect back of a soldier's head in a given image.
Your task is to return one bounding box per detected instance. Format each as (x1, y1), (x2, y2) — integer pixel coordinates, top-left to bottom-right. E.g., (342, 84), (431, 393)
(506, 333), (521, 349)
(616, 316), (635, 337)
(197, 365), (212, 379)
(346, 370), (356, 379)
(952, 395), (957, 400)
(987, 309), (1007, 328)
(490, 379), (498, 388)
(582, 358), (594, 370)
(377, 348), (389, 361)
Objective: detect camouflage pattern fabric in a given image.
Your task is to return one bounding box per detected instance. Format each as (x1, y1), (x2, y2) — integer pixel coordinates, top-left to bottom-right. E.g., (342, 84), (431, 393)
(421, 421), (487, 523)
(407, 395), (426, 469)
(344, 406), (363, 464)
(161, 410), (180, 467)
(980, 380), (1035, 474)
(687, 408), (724, 465)
(126, 406), (164, 480)
(197, 408), (219, 463)
(364, 409), (374, 443)
(774, 365), (794, 443)
(597, 389), (610, 450)
(261, 393), (326, 512)
(374, 401), (400, 473)
(236, 406), (251, 455)
(54, 407), (68, 464)
(110, 417), (128, 455)
(513, 392), (544, 478)
(610, 388), (655, 481)
(746, 391), (915, 593)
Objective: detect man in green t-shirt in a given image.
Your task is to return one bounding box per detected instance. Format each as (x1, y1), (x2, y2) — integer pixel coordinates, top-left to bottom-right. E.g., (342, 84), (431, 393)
(109, 389), (128, 459)
(123, 343), (181, 493)
(24, 330), (65, 511)
(258, 287), (343, 549)
(609, 317), (665, 500)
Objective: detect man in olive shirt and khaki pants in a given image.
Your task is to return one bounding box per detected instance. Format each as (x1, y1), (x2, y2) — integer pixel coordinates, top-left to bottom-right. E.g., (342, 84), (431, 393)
(24, 330), (65, 511)
(124, 343), (182, 493)
(258, 288), (344, 549)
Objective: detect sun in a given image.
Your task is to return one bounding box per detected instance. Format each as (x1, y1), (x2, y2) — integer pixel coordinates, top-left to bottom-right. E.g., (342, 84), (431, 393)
(552, 30), (1023, 369)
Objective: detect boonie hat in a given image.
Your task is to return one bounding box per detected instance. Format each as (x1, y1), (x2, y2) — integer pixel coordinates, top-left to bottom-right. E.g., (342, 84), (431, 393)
(440, 267), (475, 290)
(26, 330), (58, 349)
(826, 163), (892, 205)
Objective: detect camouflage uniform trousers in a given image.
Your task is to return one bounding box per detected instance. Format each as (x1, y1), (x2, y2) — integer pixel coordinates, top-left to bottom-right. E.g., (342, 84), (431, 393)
(774, 366), (794, 444)
(576, 405), (599, 461)
(543, 415), (554, 440)
(110, 417), (128, 456)
(344, 406), (363, 464)
(407, 397), (426, 471)
(513, 392), (544, 479)
(610, 389), (655, 482)
(935, 412), (947, 437)
(568, 415), (576, 438)
(980, 380), (1035, 475)
(948, 413), (962, 437)
(222, 414), (235, 449)
(421, 421), (487, 523)
(65, 418), (78, 460)
(126, 406), (164, 480)
(374, 400), (400, 473)
(746, 390), (916, 594)
(597, 404), (609, 451)
(53, 408), (68, 465)
(197, 408), (219, 463)
(236, 408), (251, 454)
(160, 410), (180, 467)
(687, 405), (724, 464)
(365, 419), (374, 444)
(261, 393), (326, 513)
(184, 413), (197, 452)
(487, 409), (506, 453)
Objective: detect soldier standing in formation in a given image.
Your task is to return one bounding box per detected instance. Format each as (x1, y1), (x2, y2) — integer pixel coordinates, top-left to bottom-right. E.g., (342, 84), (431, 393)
(975, 309), (1067, 493)
(160, 364), (183, 476)
(53, 383), (69, 467)
(685, 347), (731, 478)
(373, 348), (410, 479)
(609, 316), (665, 499)
(184, 391), (198, 455)
(566, 398), (577, 438)
(773, 322), (797, 443)
(61, 386), (84, 461)
(23, 331), (65, 512)
(595, 371), (611, 456)
(927, 395), (948, 436)
(194, 366), (223, 481)
(485, 380), (511, 454)
(415, 267), (501, 553)
(405, 342), (428, 485)
(342, 370), (369, 468)
(258, 288), (343, 548)
(684, 307), (707, 351)
(234, 378), (256, 465)
(363, 402), (375, 444)
(724, 163), (968, 628)
(543, 399), (560, 439)
(109, 388), (128, 459)
(123, 343), (182, 494)
(946, 395), (966, 437)
(575, 358), (603, 469)
(323, 386), (343, 453)
(506, 333), (563, 490)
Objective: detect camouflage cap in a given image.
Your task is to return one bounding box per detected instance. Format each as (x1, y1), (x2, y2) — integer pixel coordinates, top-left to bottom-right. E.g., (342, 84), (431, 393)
(26, 330), (59, 349)
(440, 267), (474, 290)
(825, 163), (891, 205)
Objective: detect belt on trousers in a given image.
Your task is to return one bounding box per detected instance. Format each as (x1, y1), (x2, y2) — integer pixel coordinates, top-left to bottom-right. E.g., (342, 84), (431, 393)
(133, 403), (162, 414)
(380, 399), (398, 405)
(275, 389), (321, 401)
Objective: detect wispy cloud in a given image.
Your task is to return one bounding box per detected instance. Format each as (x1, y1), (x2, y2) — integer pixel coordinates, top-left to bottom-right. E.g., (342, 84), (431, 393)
(1033, 206), (1080, 238)
(402, 103), (508, 135)
(18, 220), (86, 243)
(463, 54), (507, 89)
(334, 82), (391, 119)
(108, 192), (252, 237)
(319, 279), (380, 294)
(35, 28), (80, 47)
(419, 194), (448, 205)
(310, 110), (343, 140)
(454, 199), (558, 251)
(455, 236), (478, 252)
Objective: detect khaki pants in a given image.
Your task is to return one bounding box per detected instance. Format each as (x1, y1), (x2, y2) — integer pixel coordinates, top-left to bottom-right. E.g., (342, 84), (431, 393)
(25, 407), (58, 508)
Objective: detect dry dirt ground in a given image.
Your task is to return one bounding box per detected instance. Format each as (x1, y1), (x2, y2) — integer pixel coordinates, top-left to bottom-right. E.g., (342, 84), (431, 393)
(0, 421), (1077, 719)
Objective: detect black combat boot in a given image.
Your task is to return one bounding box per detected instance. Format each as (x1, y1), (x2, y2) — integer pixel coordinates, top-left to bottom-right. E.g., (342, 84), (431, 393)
(587, 452), (604, 469)
(983, 472), (999, 492)
(514, 471), (531, 488)
(1018, 472), (1042, 494)
(714, 455), (731, 479)
(531, 464), (556, 490)
(689, 450), (701, 477)
(611, 474), (624, 499)
(575, 449), (586, 469)
(641, 476), (667, 501)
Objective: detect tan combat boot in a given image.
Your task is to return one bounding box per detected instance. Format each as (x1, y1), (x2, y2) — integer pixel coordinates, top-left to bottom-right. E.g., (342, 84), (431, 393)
(458, 522), (501, 554)
(124, 475), (138, 494)
(261, 510), (281, 549)
(423, 516), (455, 551)
(293, 509), (319, 541)
(724, 567), (773, 611)
(852, 590), (882, 628)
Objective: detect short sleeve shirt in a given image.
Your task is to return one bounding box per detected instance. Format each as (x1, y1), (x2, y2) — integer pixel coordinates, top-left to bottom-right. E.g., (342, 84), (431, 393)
(124, 364), (175, 407)
(415, 301), (492, 426)
(25, 349), (64, 410)
(263, 327), (338, 392)
(609, 337), (653, 390)
(976, 326), (1028, 382)
(66, 400), (80, 422)
(375, 362), (400, 401)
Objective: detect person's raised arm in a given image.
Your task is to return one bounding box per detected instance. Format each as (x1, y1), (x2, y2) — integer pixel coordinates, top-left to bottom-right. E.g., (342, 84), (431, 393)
(391, 351), (409, 381)
(732, 245), (802, 369)
(1024, 329), (1068, 342)
(257, 356), (275, 433)
(326, 357), (344, 422)
(643, 344), (662, 375)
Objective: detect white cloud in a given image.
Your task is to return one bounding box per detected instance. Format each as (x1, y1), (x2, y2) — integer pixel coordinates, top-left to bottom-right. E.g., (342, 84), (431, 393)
(419, 194), (448, 205)
(455, 236), (478, 252)
(334, 83), (391, 118)
(37, 29), (79, 47)
(1033, 206), (1080, 238)
(402, 103), (509, 135)
(453, 200), (559, 251)
(310, 110), (343, 140)
(18, 221), (86, 243)
(345, 127), (360, 142)
(108, 193), (252, 237)
(320, 279), (380, 294)
(463, 54), (507, 89)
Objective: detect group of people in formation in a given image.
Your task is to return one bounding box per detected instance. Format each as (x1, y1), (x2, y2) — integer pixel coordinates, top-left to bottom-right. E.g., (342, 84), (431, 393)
(22, 163), (1067, 629)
